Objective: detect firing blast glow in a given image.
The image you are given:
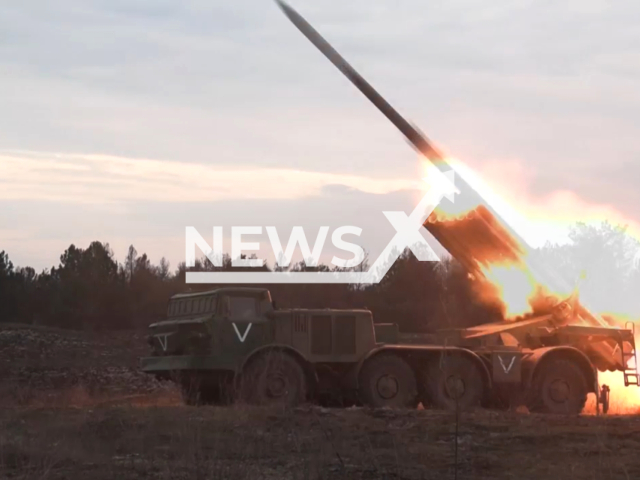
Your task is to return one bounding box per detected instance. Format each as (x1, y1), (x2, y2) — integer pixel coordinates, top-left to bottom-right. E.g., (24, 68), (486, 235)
(277, 0), (640, 414)
(426, 155), (640, 412)
(429, 158), (640, 412)
(480, 265), (537, 318)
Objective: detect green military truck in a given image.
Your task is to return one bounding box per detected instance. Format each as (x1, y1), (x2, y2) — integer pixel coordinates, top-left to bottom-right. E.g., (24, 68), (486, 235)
(140, 286), (637, 414)
(140, 3), (639, 414)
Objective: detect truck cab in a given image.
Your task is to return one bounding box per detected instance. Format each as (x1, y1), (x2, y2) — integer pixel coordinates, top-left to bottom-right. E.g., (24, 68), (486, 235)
(140, 287), (381, 404)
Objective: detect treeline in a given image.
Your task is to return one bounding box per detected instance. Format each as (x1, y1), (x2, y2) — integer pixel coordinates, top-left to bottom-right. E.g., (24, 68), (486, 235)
(0, 244), (496, 332)
(1, 221), (638, 331)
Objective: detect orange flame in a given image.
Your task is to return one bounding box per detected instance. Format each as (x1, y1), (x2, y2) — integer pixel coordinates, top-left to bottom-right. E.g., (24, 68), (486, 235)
(479, 264), (537, 318)
(421, 156), (640, 413)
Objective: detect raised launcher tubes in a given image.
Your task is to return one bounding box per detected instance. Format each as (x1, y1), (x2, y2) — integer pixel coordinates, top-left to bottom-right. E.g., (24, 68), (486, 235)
(275, 0), (572, 301)
(275, 0), (639, 384)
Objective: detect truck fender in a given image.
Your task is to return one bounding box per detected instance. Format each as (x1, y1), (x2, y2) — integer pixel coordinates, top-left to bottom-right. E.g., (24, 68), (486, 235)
(523, 346), (597, 393)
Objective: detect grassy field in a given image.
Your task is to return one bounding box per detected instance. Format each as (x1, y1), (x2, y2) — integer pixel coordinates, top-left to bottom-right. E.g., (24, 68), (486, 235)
(2, 323), (640, 479)
(2, 398), (640, 480)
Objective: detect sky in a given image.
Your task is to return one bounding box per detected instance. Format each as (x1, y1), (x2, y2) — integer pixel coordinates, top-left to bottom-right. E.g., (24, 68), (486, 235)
(1, 0), (639, 272)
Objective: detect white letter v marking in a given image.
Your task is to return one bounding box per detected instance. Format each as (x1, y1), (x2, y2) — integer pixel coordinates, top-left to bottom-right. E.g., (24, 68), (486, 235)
(232, 323), (252, 343)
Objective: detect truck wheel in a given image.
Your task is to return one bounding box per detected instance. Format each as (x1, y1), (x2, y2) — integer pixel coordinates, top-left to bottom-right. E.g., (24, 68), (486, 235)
(423, 355), (484, 411)
(527, 358), (587, 414)
(358, 354), (418, 409)
(240, 351), (307, 406)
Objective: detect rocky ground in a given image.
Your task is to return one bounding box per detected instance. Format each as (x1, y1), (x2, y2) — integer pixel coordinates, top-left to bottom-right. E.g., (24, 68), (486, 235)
(0, 323), (174, 407)
(2, 323), (640, 479)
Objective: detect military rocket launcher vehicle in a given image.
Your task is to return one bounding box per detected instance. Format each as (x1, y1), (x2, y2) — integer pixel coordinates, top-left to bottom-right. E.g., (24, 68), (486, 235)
(139, 2), (639, 415)
(274, 0), (639, 392)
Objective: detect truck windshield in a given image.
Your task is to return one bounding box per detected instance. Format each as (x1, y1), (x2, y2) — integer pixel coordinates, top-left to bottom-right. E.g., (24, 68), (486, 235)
(167, 295), (217, 317)
(229, 296), (259, 319)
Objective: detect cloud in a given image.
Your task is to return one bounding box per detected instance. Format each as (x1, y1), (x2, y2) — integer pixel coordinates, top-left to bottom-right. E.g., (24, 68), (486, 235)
(1, 0), (639, 271)
(0, 150), (421, 203)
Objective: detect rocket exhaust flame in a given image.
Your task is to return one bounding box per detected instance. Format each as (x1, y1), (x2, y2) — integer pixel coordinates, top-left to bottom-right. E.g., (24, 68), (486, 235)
(276, 0), (640, 413)
(275, 0), (575, 304)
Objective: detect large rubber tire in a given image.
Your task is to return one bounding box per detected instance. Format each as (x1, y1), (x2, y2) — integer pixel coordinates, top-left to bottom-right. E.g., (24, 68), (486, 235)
(239, 351), (307, 407)
(423, 355), (485, 411)
(527, 358), (588, 414)
(358, 354), (418, 409)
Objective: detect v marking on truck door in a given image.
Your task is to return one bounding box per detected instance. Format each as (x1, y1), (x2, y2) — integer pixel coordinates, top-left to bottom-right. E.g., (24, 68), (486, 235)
(232, 323), (252, 343)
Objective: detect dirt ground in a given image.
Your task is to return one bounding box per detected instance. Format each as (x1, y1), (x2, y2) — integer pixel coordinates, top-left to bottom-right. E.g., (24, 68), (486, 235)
(2, 402), (640, 480)
(2, 323), (640, 479)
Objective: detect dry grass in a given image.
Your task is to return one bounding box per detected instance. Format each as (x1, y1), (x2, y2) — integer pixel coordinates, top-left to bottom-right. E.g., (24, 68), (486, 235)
(2, 323), (639, 479)
(1, 402), (640, 480)
(0, 383), (182, 410)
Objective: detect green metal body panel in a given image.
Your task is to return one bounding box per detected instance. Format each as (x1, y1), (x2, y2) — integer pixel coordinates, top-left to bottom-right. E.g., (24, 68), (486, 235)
(490, 348), (523, 383)
(140, 354), (239, 373)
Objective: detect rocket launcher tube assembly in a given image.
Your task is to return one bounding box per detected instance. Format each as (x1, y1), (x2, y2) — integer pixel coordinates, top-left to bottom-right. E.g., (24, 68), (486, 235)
(275, 0), (609, 327)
